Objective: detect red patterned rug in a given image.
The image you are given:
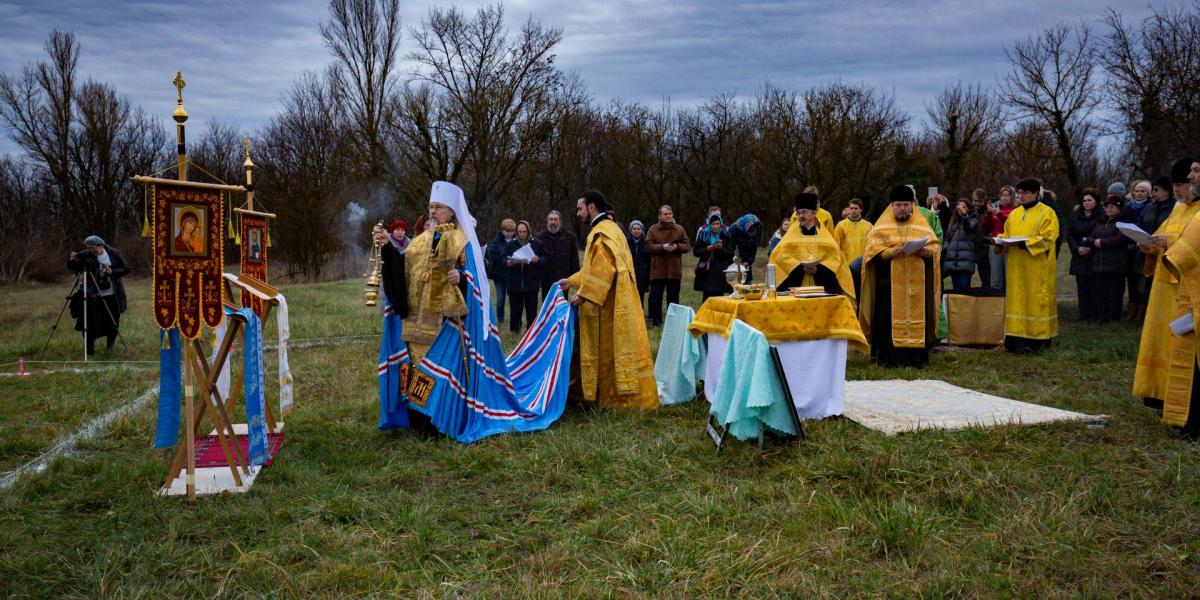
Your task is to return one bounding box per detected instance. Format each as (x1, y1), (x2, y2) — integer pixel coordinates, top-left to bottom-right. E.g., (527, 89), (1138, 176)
(193, 432), (285, 468)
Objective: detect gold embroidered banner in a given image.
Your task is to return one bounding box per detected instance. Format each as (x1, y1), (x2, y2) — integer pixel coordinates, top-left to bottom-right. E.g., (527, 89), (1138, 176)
(239, 212), (268, 314)
(153, 181), (224, 339)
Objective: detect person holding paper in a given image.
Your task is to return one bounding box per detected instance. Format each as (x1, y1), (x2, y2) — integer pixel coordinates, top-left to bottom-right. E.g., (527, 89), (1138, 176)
(1087, 195), (1132, 323)
(558, 190), (658, 409)
(1134, 158), (1200, 409)
(504, 220), (546, 333)
(1065, 190), (1102, 321)
(998, 177), (1060, 354)
(770, 192), (856, 296)
(858, 185), (942, 367)
(1160, 207), (1200, 440)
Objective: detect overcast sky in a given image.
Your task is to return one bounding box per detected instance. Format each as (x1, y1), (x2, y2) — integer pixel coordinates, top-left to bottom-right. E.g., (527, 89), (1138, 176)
(0, 0), (1167, 157)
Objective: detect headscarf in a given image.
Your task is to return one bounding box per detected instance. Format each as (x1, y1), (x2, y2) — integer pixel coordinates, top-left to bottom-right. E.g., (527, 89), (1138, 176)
(516, 219), (533, 242)
(628, 220), (645, 240)
(697, 214), (724, 245)
(731, 214), (759, 234)
(429, 181), (492, 340)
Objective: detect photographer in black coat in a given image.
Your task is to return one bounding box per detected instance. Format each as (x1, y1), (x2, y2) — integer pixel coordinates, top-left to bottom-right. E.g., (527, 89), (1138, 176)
(67, 235), (129, 355)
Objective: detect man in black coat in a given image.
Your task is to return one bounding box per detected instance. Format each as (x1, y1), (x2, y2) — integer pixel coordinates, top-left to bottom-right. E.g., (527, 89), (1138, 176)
(67, 235), (129, 355)
(537, 210), (580, 302)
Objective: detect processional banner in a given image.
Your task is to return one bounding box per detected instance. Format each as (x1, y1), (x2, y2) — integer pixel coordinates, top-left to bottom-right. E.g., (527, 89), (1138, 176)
(239, 212), (268, 314)
(153, 181), (224, 339)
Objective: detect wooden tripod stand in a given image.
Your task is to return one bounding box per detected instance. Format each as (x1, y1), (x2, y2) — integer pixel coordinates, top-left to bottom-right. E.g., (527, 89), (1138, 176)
(161, 275), (280, 500)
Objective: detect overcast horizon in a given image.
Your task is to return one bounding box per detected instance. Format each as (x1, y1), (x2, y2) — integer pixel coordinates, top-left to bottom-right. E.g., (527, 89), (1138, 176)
(0, 0), (1169, 159)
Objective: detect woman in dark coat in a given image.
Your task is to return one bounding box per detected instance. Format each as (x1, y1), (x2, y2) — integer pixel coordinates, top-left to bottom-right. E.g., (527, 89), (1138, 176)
(693, 214), (735, 299)
(1087, 195), (1132, 323)
(626, 220), (651, 307)
(1065, 189), (1102, 321)
(727, 214), (761, 282)
(941, 199), (979, 291)
(67, 236), (129, 355)
(503, 220), (548, 333)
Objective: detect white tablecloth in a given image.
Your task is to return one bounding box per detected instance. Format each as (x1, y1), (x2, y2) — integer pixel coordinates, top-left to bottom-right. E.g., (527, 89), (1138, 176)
(704, 333), (847, 419)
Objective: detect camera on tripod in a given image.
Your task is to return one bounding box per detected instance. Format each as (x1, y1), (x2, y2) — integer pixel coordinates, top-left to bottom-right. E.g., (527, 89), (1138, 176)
(70, 249), (112, 292)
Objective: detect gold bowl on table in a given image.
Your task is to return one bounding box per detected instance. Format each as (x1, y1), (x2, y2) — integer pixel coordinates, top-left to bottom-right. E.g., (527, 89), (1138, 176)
(733, 283), (766, 300)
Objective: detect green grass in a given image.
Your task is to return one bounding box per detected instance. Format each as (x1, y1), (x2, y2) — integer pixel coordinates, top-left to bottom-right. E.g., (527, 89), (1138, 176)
(1, 252), (1199, 597)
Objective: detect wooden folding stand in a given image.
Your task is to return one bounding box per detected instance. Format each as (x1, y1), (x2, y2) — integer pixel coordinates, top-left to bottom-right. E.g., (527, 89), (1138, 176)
(160, 275), (280, 500)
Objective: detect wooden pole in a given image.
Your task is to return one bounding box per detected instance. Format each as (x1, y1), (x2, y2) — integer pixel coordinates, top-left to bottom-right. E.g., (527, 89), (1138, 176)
(183, 344), (195, 500)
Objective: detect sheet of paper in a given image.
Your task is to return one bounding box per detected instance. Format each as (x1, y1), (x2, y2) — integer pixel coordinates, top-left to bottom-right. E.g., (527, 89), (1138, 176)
(510, 243), (535, 264)
(992, 236), (1029, 246)
(1116, 222), (1151, 244)
(1170, 313), (1194, 336)
(902, 237), (929, 255)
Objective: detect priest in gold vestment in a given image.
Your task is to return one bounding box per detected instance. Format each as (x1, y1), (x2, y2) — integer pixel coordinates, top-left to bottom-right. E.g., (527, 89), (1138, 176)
(858, 185), (942, 367)
(998, 178), (1059, 354)
(769, 192), (856, 297)
(1162, 204), (1200, 440)
(559, 190), (659, 409)
(1134, 158), (1200, 408)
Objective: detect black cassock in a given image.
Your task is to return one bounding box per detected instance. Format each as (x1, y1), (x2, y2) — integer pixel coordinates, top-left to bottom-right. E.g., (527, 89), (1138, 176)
(868, 257), (932, 368)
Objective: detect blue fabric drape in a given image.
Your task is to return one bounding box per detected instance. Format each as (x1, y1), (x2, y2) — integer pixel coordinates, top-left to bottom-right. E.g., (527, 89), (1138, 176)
(411, 249), (575, 443)
(154, 327), (183, 448)
(377, 299), (411, 429)
(236, 307), (270, 466)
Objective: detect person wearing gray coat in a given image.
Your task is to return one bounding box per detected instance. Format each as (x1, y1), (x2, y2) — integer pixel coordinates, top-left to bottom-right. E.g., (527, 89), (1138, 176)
(941, 199), (978, 291)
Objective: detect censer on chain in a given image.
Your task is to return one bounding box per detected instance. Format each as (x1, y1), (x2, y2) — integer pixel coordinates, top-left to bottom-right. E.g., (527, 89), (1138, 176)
(364, 220), (384, 306)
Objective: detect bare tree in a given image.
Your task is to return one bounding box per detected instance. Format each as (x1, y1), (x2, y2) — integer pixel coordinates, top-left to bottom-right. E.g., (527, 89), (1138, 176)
(257, 72), (353, 279)
(404, 4), (563, 228)
(1102, 5), (1200, 177)
(0, 30), (166, 243)
(1002, 23), (1102, 202)
(322, 0), (402, 180)
(926, 82), (1004, 196)
(798, 83), (908, 213)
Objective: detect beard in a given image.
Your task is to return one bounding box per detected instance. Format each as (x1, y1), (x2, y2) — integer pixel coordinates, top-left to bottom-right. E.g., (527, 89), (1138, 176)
(1191, 183), (1200, 200)
(547, 223), (561, 233)
(895, 212), (911, 222)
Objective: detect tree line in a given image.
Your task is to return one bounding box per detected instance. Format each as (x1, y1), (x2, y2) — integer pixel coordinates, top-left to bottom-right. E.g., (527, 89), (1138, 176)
(3, 1), (1200, 281)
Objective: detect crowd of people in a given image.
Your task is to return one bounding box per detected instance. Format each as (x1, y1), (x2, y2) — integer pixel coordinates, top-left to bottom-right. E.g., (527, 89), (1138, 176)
(381, 178), (1170, 338)
(376, 161), (1200, 439)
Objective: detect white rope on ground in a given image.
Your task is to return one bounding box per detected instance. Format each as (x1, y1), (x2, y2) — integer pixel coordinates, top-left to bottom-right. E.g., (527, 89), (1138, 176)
(0, 386), (158, 491)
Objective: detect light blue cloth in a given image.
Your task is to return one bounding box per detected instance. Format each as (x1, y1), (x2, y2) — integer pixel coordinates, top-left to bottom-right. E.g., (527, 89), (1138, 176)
(654, 303), (706, 405)
(233, 307), (270, 466)
(709, 319), (797, 440)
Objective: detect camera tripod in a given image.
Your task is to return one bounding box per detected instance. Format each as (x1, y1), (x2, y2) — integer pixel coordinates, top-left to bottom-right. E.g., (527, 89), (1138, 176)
(39, 269), (128, 361)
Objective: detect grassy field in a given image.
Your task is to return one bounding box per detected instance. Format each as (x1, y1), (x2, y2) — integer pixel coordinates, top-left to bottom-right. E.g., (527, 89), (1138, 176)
(1, 253), (1198, 597)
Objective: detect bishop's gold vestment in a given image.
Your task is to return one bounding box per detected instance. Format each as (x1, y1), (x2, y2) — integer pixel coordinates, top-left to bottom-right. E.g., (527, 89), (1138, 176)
(403, 223), (468, 365)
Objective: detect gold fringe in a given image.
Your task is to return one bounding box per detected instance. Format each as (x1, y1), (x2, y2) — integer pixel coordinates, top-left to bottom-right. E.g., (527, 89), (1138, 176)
(141, 185), (152, 238)
(266, 229), (271, 248)
(226, 191), (235, 239)
(162, 329), (170, 350)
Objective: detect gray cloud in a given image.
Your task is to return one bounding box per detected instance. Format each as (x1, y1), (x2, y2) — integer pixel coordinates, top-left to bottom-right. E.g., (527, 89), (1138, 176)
(0, 0), (1163, 157)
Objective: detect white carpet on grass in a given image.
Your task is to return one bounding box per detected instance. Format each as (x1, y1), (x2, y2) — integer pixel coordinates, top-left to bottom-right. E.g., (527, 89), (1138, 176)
(843, 379), (1107, 435)
(160, 465), (262, 496)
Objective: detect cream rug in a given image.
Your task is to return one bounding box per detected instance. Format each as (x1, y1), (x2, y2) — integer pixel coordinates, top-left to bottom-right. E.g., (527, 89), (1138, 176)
(843, 379), (1107, 435)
